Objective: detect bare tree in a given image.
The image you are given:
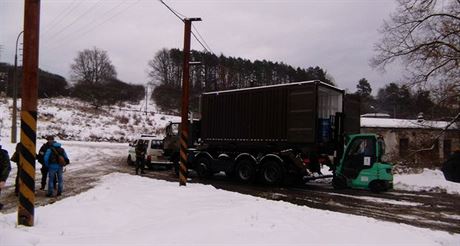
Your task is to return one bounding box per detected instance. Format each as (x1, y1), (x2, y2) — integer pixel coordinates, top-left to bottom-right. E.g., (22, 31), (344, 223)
(372, 0), (460, 90)
(147, 48), (180, 87)
(70, 47), (117, 84)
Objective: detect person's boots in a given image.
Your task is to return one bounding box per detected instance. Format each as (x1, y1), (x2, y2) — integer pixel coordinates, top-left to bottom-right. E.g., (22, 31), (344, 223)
(0, 203), (4, 210)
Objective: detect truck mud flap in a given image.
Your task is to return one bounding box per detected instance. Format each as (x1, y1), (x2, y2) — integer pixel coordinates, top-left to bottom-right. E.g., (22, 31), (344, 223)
(280, 150), (306, 175)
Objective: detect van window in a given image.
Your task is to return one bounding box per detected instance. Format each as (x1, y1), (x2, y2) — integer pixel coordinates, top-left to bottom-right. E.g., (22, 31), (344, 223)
(151, 140), (163, 149)
(171, 123), (179, 135)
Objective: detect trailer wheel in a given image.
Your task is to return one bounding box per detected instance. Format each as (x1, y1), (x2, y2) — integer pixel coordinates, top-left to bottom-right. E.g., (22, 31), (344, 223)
(195, 157), (212, 179)
(260, 161), (284, 185)
(235, 159), (256, 182)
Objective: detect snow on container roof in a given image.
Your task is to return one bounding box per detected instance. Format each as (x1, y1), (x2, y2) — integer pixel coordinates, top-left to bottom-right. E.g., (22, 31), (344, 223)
(361, 117), (459, 130)
(203, 80), (342, 95)
(361, 113), (391, 118)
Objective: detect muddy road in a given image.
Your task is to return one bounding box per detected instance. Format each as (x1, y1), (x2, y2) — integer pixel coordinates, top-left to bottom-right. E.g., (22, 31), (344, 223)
(2, 157), (459, 234)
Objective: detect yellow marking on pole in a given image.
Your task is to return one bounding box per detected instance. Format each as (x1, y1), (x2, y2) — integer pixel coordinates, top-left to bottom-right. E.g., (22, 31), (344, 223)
(21, 111), (36, 126)
(19, 183), (35, 199)
(180, 138), (187, 149)
(20, 132), (35, 150)
(179, 163), (187, 172)
(20, 160), (35, 178)
(180, 151), (187, 161)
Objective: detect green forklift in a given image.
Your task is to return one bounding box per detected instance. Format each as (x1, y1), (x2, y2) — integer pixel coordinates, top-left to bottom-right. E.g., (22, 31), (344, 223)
(332, 133), (393, 192)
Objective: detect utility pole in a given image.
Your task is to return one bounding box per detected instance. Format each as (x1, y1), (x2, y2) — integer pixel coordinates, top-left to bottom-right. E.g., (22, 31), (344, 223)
(179, 17), (201, 186)
(12, 31), (24, 143)
(18, 0), (40, 227)
(145, 84), (148, 116)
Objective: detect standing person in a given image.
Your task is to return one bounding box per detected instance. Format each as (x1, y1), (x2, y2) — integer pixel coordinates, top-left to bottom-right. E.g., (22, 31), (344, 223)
(10, 143), (21, 196)
(44, 140), (69, 197)
(0, 144), (12, 210)
(442, 148), (460, 183)
(135, 141), (146, 175)
(37, 136), (56, 191)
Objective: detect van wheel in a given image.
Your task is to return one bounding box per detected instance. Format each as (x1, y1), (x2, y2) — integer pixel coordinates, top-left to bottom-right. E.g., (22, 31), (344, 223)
(235, 159), (256, 182)
(260, 161), (284, 185)
(127, 156), (134, 166)
(195, 157), (212, 179)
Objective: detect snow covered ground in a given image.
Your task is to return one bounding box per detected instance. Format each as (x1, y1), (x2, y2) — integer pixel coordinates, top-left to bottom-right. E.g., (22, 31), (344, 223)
(0, 141), (459, 245)
(0, 97), (179, 142)
(395, 169), (460, 195)
(1, 96), (460, 244)
(1, 172), (458, 245)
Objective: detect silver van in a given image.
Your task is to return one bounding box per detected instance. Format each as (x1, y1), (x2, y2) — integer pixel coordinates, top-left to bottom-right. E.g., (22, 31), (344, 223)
(127, 135), (172, 168)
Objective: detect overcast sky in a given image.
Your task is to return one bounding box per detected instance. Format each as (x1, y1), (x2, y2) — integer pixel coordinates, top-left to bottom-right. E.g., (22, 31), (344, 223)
(0, 0), (403, 93)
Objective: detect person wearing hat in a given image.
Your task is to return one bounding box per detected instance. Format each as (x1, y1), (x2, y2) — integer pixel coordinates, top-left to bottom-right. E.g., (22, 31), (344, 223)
(44, 140), (69, 197)
(37, 136), (57, 191)
(0, 144), (12, 210)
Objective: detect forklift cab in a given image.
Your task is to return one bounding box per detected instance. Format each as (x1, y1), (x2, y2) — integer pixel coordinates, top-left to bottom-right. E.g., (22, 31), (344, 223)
(335, 134), (393, 192)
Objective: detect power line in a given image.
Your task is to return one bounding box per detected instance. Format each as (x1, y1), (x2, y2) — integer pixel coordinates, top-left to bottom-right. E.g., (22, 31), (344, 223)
(192, 24), (213, 54)
(43, 0), (104, 41)
(42, 0), (81, 35)
(158, 0), (186, 21)
(42, 0), (132, 50)
(191, 31), (211, 54)
(157, 0), (214, 54)
(43, 0), (139, 52)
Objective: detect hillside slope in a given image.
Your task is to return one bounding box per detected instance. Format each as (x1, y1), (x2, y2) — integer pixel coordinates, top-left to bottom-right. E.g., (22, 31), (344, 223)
(0, 96), (180, 142)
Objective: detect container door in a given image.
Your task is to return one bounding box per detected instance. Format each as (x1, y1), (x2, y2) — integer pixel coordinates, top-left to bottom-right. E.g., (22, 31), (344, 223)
(343, 94), (361, 135)
(287, 84), (316, 143)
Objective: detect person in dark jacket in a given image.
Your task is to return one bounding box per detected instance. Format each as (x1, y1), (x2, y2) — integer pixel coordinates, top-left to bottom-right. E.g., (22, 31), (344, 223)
(442, 148), (460, 183)
(135, 141), (146, 175)
(0, 144), (12, 210)
(37, 136), (57, 191)
(10, 143), (21, 196)
(44, 141), (69, 197)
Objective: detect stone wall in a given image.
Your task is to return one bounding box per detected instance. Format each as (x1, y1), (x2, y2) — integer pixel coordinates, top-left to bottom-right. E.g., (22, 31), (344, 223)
(361, 127), (460, 168)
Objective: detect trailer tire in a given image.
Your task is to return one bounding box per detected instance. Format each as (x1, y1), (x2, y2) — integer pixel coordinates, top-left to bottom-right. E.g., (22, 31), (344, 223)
(332, 175), (347, 189)
(260, 160), (285, 185)
(235, 159), (256, 182)
(195, 157), (212, 179)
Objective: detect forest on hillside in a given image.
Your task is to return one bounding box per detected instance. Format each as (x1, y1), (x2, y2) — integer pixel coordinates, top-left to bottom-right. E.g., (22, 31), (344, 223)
(148, 48), (334, 112)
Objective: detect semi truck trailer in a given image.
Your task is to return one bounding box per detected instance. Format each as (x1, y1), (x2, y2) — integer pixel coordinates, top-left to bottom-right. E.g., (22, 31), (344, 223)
(163, 80), (393, 192)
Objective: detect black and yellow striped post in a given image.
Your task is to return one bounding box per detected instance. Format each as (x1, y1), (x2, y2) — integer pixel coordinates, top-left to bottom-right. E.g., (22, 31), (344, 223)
(18, 0), (41, 226)
(179, 18), (201, 186)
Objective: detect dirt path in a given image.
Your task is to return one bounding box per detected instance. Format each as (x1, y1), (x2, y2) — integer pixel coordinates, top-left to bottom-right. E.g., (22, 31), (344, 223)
(1, 158), (459, 234)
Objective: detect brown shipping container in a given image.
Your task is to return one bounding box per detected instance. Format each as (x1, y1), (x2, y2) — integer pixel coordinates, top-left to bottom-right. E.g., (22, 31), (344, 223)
(200, 80), (346, 146)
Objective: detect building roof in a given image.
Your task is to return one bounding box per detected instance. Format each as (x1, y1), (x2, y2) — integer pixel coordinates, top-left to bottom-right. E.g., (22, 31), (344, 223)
(361, 113), (391, 118)
(361, 117), (459, 130)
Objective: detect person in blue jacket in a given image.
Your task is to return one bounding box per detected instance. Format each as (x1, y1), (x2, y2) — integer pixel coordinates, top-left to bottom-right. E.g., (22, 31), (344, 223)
(44, 141), (69, 197)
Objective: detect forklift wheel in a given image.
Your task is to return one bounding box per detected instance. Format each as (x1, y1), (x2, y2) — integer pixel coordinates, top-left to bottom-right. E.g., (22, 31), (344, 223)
(369, 180), (386, 193)
(332, 175), (347, 189)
